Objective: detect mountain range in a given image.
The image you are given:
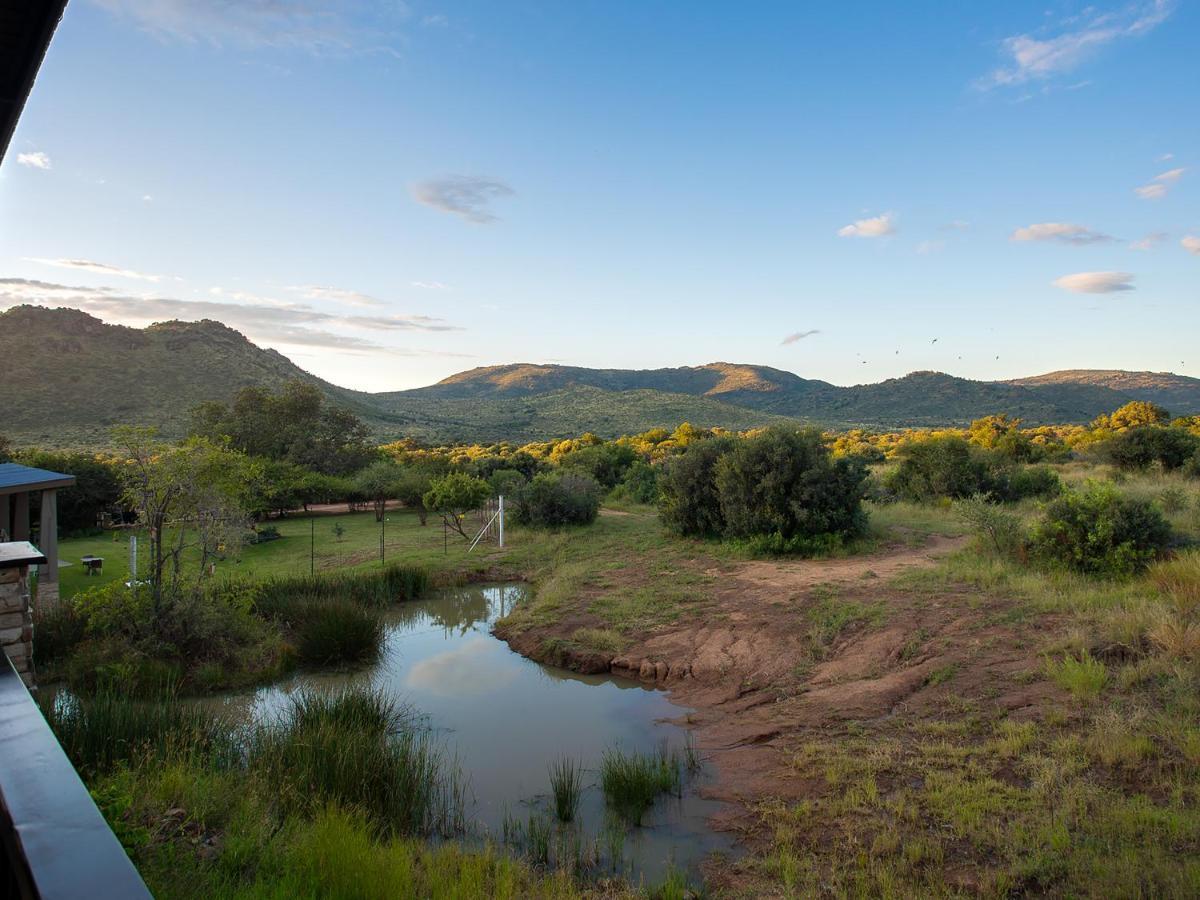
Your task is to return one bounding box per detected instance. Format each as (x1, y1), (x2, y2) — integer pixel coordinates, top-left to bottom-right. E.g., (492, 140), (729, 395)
(3, 305), (1198, 446)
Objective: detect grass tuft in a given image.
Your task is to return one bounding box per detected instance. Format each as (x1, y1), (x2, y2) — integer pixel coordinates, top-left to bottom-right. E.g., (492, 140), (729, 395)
(599, 745), (682, 825)
(548, 757), (583, 822)
(1047, 651), (1108, 699)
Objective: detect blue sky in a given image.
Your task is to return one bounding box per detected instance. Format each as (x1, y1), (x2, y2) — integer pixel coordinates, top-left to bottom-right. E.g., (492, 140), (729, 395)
(1, 0), (1196, 391)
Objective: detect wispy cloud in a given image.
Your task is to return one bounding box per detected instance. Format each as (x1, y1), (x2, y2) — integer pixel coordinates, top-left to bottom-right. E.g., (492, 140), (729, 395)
(16, 151), (51, 169)
(1135, 167), (1186, 200)
(781, 329), (820, 345)
(26, 257), (167, 282)
(0, 277), (463, 354)
(411, 281), (449, 290)
(978, 0), (1173, 89)
(1182, 236), (1200, 256)
(411, 175), (515, 224)
(916, 240), (945, 255)
(1052, 271), (1135, 294)
(837, 213), (895, 238)
(1130, 231), (1168, 250)
(89, 0), (408, 54)
(940, 220), (971, 231)
(1010, 222), (1114, 245)
(286, 284), (385, 307)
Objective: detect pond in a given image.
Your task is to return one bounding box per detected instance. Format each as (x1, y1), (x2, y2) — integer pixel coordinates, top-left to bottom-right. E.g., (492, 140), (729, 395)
(211, 583), (734, 883)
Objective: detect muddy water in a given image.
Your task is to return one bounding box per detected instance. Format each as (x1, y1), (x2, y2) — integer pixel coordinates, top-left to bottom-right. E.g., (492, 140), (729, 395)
(213, 583), (733, 883)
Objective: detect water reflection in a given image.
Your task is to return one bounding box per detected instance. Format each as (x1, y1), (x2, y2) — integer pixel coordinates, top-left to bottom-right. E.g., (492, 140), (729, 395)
(214, 583), (733, 883)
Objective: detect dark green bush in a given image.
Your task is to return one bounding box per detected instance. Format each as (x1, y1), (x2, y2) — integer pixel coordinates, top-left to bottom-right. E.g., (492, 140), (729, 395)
(1103, 426), (1200, 472)
(292, 600), (384, 666)
(714, 428), (868, 541)
(32, 601), (88, 667)
(885, 436), (991, 501)
(615, 459), (658, 504)
(990, 464), (1062, 502)
(559, 442), (637, 489)
(657, 436), (735, 537)
(511, 471), (601, 527)
(659, 428), (868, 551)
(486, 468), (527, 499)
(1030, 482), (1173, 577)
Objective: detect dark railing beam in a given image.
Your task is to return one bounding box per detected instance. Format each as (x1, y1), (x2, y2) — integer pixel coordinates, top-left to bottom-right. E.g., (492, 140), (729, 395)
(0, 655), (151, 899)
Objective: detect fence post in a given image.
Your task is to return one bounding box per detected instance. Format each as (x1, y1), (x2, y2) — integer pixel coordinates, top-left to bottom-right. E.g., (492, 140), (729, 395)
(498, 495), (504, 548)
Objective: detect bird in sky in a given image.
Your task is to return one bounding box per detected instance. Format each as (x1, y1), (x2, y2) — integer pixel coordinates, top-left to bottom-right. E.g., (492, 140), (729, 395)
(931, 338), (938, 344)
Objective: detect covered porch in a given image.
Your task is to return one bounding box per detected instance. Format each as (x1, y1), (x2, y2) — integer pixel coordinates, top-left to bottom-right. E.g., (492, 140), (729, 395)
(0, 463), (77, 608)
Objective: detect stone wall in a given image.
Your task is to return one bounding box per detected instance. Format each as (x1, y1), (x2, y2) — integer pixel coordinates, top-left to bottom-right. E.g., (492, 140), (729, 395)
(0, 567), (35, 688)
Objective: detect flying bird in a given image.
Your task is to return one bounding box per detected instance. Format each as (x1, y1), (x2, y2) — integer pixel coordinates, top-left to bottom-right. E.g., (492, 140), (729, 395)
(931, 338), (938, 344)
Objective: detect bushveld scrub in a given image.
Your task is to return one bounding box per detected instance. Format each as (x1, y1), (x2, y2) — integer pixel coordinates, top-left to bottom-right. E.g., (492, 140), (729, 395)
(600, 746), (683, 825)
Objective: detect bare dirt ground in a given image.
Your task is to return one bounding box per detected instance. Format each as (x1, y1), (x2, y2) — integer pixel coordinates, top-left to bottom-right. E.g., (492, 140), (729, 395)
(498, 531), (1064, 877)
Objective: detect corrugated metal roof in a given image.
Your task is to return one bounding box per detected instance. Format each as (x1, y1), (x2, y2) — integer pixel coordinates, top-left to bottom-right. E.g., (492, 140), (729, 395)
(0, 463), (76, 493)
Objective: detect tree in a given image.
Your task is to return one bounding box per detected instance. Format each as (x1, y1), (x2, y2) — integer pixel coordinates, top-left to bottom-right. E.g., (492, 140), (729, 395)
(354, 459), (403, 522)
(423, 473), (489, 539)
(0, 434), (12, 463)
(189, 380), (375, 475)
(511, 471), (601, 527)
(885, 435), (991, 502)
(112, 427), (251, 619)
(1092, 401), (1170, 432)
(15, 449), (122, 533)
(395, 469), (434, 525)
(658, 436), (734, 536)
(968, 415), (1036, 462)
(1104, 426), (1200, 472)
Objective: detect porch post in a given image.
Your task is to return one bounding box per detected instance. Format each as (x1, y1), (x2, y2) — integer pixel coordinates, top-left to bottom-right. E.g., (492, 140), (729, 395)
(37, 489), (59, 609)
(12, 492), (29, 541)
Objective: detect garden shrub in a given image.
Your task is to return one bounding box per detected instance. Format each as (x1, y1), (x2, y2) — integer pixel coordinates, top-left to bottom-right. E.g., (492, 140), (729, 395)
(1030, 481), (1172, 577)
(511, 471), (601, 527)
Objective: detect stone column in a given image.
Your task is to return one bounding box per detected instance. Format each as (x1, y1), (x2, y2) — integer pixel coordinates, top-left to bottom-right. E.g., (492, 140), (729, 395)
(0, 566), (35, 689)
(37, 489), (59, 610)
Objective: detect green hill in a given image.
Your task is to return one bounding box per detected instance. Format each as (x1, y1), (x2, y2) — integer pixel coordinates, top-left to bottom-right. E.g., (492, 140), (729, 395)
(3, 305), (1195, 447)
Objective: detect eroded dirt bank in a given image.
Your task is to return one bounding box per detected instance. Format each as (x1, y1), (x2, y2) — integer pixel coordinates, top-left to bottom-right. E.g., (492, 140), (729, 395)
(495, 531), (1064, 878)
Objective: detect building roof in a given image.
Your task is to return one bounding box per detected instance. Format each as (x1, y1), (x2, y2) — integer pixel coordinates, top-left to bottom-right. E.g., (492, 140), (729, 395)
(0, 541), (47, 570)
(0, 463), (76, 496)
(1, 2), (68, 162)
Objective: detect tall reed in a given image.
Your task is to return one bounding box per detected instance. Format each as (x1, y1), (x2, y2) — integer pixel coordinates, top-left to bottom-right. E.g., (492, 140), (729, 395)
(599, 745), (682, 825)
(549, 756), (584, 822)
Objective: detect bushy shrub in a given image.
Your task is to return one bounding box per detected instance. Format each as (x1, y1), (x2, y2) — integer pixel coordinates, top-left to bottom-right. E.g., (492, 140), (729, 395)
(990, 464), (1062, 502)
(511, 471), (601, 527)
(614, 459), (658, 504)
(715, 428), (868, 540)
(885, 436), (991, 502)
(659, 428), (868, 551)
(657, 437), (733, 537)
(486, 468), (527, 499)
(956, 495), (1025, 558)
(1103, 426), (1200, 472)
(1030, 481), (1173, 577)
(559, 442), (637, 489)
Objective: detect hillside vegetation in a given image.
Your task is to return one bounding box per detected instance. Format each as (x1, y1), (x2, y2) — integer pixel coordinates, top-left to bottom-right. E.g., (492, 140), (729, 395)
(4, 305), (1200, 446)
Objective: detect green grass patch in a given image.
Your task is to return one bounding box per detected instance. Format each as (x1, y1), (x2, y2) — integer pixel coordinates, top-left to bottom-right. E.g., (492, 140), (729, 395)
(599, 746), (682, 825)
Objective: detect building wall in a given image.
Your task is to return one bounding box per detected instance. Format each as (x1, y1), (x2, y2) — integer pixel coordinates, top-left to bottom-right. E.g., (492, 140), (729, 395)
(0, 567), (35, 688)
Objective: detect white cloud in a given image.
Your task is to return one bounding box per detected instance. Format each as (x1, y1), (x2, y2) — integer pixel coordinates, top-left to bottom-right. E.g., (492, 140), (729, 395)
(412, 175), (514, 224)
(1130, 232), (1168, 250)
(1052, 271), (1135, 294)
(1159, 152), (1174, 161)
(411, 281), (449, 290)
(837, 213), (895, 238)
(979, 0), (1173, 88)
(286, 284), (384, 307)
(0, 277), (464, 354)
(16, 151), (51, 169)
(1182, 236), (1200, 256)
(1136, 166), (1186, 200)
(781, 329), (820, 345)
(1154, 167), (1186, 183)
(142, 194), (153, 202)
(422, 14), (448, 27)
(1010, 222), (1114, 244)
(26, 257), (166, 282)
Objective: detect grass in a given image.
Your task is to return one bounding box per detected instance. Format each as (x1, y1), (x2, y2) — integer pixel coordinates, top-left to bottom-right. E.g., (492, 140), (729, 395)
(290, 599), (384, 666)
(250, 687), (464, 837)
(42, 689), (239, 775)
(599, 746), (682, 825)
(1047, 651), (1109, 699)
(548, 757), (584, 822)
